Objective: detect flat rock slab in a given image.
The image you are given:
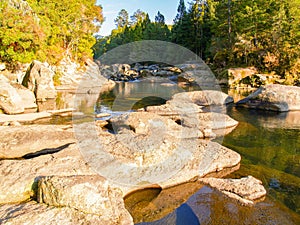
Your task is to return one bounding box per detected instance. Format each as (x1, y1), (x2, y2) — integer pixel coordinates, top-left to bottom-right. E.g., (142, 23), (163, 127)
(0, 124), (75, 158)
(0, 108), (74, 124)
(0, 201), (133, 225)
(38, 175), (133, 223)
(237, 84), (300, 111)
(0, 144), (95, 204)
(199, 176), (267, 205)
(74, 122), (241, 191)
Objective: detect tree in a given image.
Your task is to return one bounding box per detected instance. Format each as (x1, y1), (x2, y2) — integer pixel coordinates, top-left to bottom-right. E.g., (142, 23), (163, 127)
(0, 1), (44, 66)
(155, 11), (165, 24)
(25, 0), (103, 63)
(114, 9), (129, 29)
(130, 9), (147, 25)
(173, 0), (187, 23)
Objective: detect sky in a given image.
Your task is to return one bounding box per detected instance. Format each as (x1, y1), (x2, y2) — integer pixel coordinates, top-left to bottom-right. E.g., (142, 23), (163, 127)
(96, 0), (188, 36)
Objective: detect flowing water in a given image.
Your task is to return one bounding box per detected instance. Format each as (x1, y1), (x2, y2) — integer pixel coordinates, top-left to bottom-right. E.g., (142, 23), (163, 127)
(54, 81), (300, 224)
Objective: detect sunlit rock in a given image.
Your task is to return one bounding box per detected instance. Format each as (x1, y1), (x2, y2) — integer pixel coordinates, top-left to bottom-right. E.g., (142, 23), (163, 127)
(237, 84), (300, 111)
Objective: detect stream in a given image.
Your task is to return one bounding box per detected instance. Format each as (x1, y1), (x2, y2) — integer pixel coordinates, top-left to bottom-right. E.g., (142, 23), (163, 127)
(53, 81), (300, 224)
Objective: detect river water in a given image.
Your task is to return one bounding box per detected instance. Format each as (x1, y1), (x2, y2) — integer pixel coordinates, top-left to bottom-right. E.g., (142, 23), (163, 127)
(55, 81), (300, 224)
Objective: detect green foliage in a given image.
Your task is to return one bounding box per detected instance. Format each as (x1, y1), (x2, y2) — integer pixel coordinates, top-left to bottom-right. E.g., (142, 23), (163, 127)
(209, 0), (300, 81)
(0, 1), (43, 64)
(93, 10), (171, 58)
(92, 0), (299, 82)
(115, 9), (129, 28)
(0, 0), (103, 67)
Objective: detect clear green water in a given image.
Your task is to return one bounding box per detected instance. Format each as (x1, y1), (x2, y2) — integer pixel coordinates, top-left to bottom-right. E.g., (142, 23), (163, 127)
(221, 106), (300, 213)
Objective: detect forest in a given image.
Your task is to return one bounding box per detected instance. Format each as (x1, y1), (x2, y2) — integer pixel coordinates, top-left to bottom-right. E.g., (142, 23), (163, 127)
(93, 0), (300, 84)
(0, 0), (103, 67)
(0, 0), (299, 83)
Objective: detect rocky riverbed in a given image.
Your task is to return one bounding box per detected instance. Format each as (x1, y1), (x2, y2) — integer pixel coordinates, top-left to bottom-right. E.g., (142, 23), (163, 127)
(1, 60), (299, 224)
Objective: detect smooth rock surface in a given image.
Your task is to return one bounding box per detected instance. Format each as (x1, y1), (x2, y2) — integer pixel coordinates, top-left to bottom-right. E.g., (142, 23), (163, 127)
(0, 144), (94, 204)
(22, 60), (57, 101)
(0, 201), (133, 225)
(170, 90), (234, 106)
(199, 176), (267, 205)
(0, 125), (75, 159)
(237, 84), (300, 111)
(13, 83), (37, 113)
(74, 121), (241, 191)
(38, 175), (133, 223)
(0, 108), (73, 124)
(0, 75), (24, 114)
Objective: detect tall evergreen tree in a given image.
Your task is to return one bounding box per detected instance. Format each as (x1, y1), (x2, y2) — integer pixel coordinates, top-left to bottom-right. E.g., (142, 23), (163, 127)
(155, 11), (165, 24)
(173, 0), (187, 23)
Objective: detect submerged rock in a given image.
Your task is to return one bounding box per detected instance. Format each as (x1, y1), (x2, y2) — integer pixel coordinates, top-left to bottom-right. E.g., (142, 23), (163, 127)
(237, 84), (300, 111)
(199, 176), (267, 205)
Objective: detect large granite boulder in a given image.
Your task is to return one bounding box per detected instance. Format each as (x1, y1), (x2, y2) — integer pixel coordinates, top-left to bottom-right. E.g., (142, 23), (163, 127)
(22, 60), (57, 101)
(237, 84), (300, 111)
(37, 175), (133, 224)
(0, 75), (24, 114)
(0, 125), (75, 159)
(176, 62), (217, 86)
(57, 59), (115, 93)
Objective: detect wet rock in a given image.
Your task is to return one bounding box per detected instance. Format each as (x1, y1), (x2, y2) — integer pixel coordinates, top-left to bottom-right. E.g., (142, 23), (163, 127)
(0, 124), (75, 159)
(162, 66), (182, 73)
(199, 176), (267, 205)
(0, 201), (133, 225)
(38, 175), (133, 223)
(237, 84), (300, 111)
(22, 60), (57, 101)
(152, 70), (175, 77)
(0, 75), (24, 114)
(0, 144), (94, 204)
(178, 71), (196, 84)
(96, 113), (111, 118)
